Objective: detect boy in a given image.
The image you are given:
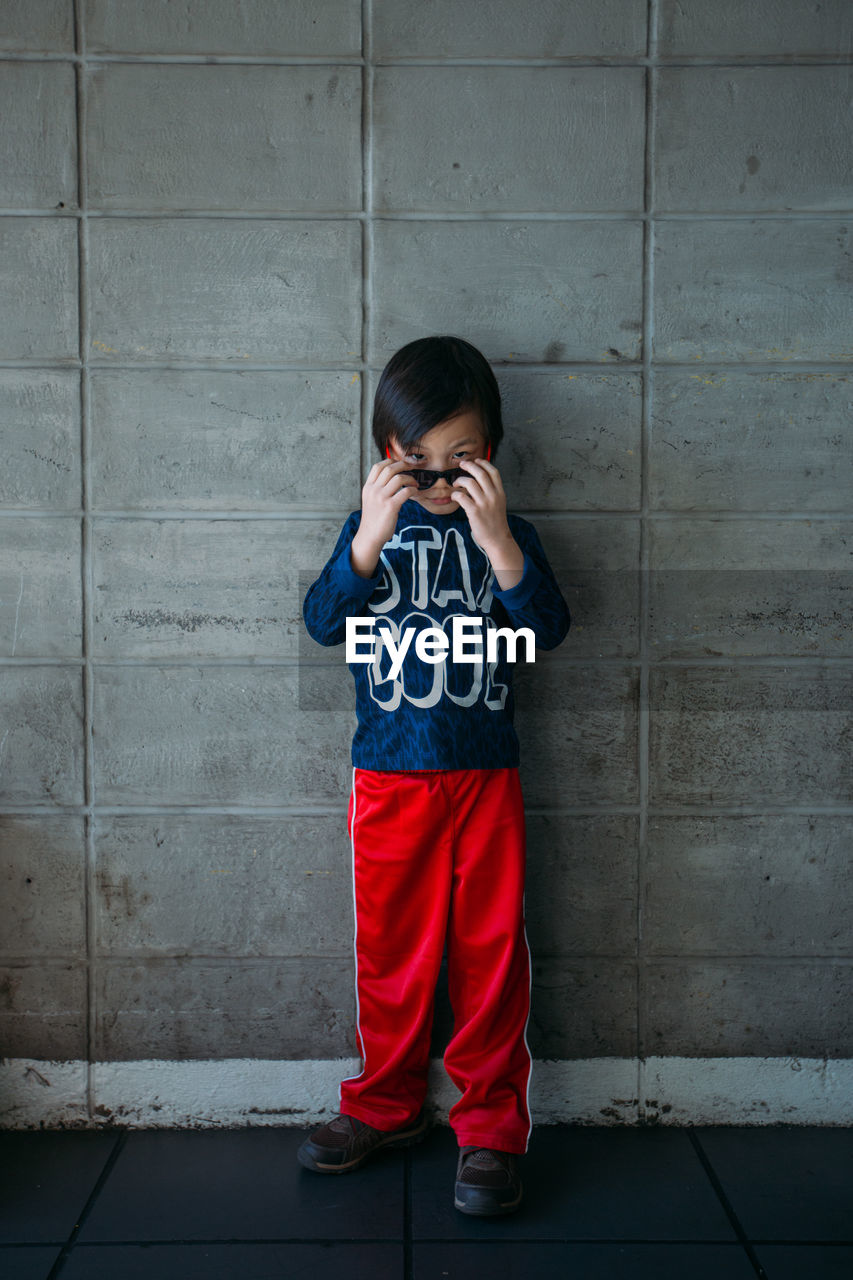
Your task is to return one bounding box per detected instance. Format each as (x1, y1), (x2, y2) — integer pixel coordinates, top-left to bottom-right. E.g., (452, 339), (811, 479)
(299, 335), (570, 1215)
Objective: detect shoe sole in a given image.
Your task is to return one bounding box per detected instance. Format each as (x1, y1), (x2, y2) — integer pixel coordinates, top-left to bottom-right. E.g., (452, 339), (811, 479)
(297, 1116), (429, 1174)
(454, 1184), (523, 1216)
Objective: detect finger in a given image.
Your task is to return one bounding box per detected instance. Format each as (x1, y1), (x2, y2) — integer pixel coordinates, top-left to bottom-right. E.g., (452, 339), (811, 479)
(460, 458), (501, 492)
(367, 459), (402, 482)
(452, 473), (485, 501)
(376, 459), (413, 486)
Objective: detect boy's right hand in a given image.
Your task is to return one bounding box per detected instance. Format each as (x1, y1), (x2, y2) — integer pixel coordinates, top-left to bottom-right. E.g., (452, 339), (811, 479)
(350, 459), (416, 577)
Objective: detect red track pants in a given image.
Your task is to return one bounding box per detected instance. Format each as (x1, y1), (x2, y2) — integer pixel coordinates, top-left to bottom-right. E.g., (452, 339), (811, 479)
(339, 766), (533, 1154)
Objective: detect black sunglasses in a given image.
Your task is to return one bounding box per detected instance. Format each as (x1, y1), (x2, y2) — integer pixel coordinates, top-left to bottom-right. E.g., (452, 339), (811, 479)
(386, 444), (491, 490)
(402, 466), (466, 490)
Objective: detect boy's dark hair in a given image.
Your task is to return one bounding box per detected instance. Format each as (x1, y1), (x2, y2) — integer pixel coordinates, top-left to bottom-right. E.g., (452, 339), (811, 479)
(372, 335), (504, 459)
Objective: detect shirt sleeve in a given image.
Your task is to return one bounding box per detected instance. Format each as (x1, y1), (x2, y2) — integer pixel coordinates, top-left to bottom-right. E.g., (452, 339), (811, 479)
(491, 517), (571, 651)
(301, 512), (383, 647)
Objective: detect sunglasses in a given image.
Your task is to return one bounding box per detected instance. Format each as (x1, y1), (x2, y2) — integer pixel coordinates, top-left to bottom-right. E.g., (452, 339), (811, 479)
(386, 444), (491, 490)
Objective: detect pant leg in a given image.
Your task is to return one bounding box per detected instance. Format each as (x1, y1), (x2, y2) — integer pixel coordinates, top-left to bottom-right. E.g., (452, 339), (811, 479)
(339, 768), (453, 1131)
(443, 767), (533, 1154)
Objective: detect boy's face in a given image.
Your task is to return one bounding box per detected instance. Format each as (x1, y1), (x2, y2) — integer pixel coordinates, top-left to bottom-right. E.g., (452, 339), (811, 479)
(387, 409), (488, 516)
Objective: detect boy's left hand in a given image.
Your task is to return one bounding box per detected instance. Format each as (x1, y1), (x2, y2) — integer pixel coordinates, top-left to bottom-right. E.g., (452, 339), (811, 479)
(452, 459), (517, 563)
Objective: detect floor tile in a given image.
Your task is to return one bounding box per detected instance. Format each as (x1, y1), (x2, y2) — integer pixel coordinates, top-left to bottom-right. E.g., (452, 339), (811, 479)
(77, 1128), (404, 1242)
(411, 1125), (736, 1240)
(0, 1246), (64, 1280)
(414, 1241), (758, 1279)
(754, 1244), (853, 1279)
(60, 1242), (403, 1279)
(0, 1131), (118, 1243)
(695, 1127), (853, 1241)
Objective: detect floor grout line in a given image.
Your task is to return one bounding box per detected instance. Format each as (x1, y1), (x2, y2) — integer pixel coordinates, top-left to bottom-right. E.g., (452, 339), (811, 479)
(44, 1130), (128, 1280)
(687, 1128), (770, 1279)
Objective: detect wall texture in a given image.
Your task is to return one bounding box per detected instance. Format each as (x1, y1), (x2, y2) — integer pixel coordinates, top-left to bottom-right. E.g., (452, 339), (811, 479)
(1, 0), (852, 1128)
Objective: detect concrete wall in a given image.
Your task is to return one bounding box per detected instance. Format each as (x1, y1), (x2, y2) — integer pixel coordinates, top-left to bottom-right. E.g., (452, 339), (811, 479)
(1, 1), (852, 1128)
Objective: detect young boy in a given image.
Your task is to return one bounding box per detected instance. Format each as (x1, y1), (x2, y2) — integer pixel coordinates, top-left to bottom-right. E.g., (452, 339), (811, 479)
(299, 335), (570, 1215)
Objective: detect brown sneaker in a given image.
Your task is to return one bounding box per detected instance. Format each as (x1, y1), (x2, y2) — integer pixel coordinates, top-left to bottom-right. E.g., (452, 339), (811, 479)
(454, 1147), (523, 1216)
(297, 1111), (428, 1173)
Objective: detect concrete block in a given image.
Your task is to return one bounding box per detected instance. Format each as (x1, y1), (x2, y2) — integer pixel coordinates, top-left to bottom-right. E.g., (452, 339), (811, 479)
(93, 517), (348, 658)
(93, 666), (354, 805)
(0, 62), (77, 208)
(374, 67), (645, 213)
(650, 370), (853, 512)
(0, 219), (78, 360)
(87, 219), (361, 363)
(0, 1059), (89, 1127)
(654, 220), (853, 363)
(525, 814), (638, 955)
(0, 963), (86, 1058)
(648, 519), (853, 659)
(0, 518), (82, 657)
(374, 0), (647, 56)
(0, 371), (80, 509)
(658, 0), (853, 56)
(499, 369), (642, 512)
(94, 814), (352, 955)
(0, 668), (84, 804)
(529, 958), (637, 1057)
(84, 0), (362, 55)
(89, 370), (361, 511)
(643, 961), (853, 1057)
(87, 65), (361, 213)
(95, 957), (355, 1059)
(0, 817), (86, 955)
(371, 220), (643, 365)
(531, 516), (640, 659)
(0, 0), (73, 51)
(517, 664), (640, 806)
(649, 667), (853, 807)
(644, 815), (853, 956)
(656, 69), (853, 213)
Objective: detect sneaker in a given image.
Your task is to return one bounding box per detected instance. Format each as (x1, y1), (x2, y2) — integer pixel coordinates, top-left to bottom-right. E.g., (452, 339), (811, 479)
(297, 1111), (428, 1173)
(454, 1146), (523, 1216)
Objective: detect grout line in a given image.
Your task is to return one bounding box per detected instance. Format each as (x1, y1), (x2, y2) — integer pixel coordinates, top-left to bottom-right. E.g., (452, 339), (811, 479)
(44, 1130), (128, 1280)
(403, 1148), (414, 1280)
(23, 1236), (853, 1249)
(4, 50), (853, 67)
(0, 355), (850, 370)
(4, 208), (853, 221)
(361, 0), (375, 476)
(636, 0), (659, 1122)
(5, 656), (853, 669)
(3, 801), (853, 819)
(72, 0), (98, 1127)
(6, 508), (853, 520)
(687, 1129), (770, 1279)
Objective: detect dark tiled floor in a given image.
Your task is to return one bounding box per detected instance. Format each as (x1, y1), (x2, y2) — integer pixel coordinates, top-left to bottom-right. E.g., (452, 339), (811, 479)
(1, 1124), (852, 1279)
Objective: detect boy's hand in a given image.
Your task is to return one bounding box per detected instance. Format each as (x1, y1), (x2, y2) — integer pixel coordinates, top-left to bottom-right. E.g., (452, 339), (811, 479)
(350, 459), (416, 577)
(452, 459), (524, 587)
(452, 458), (511, 553)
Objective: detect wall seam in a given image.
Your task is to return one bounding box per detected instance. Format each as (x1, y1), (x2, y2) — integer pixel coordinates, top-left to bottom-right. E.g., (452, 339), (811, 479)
(636, 0), (659, 1124)
(4, 52), (853, 67)
(361, 0), (374, 474)
(72, 0), (97, 1121)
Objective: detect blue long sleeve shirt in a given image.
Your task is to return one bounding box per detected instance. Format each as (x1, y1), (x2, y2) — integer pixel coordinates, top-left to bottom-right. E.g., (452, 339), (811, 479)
(302, 500), (570, 770)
